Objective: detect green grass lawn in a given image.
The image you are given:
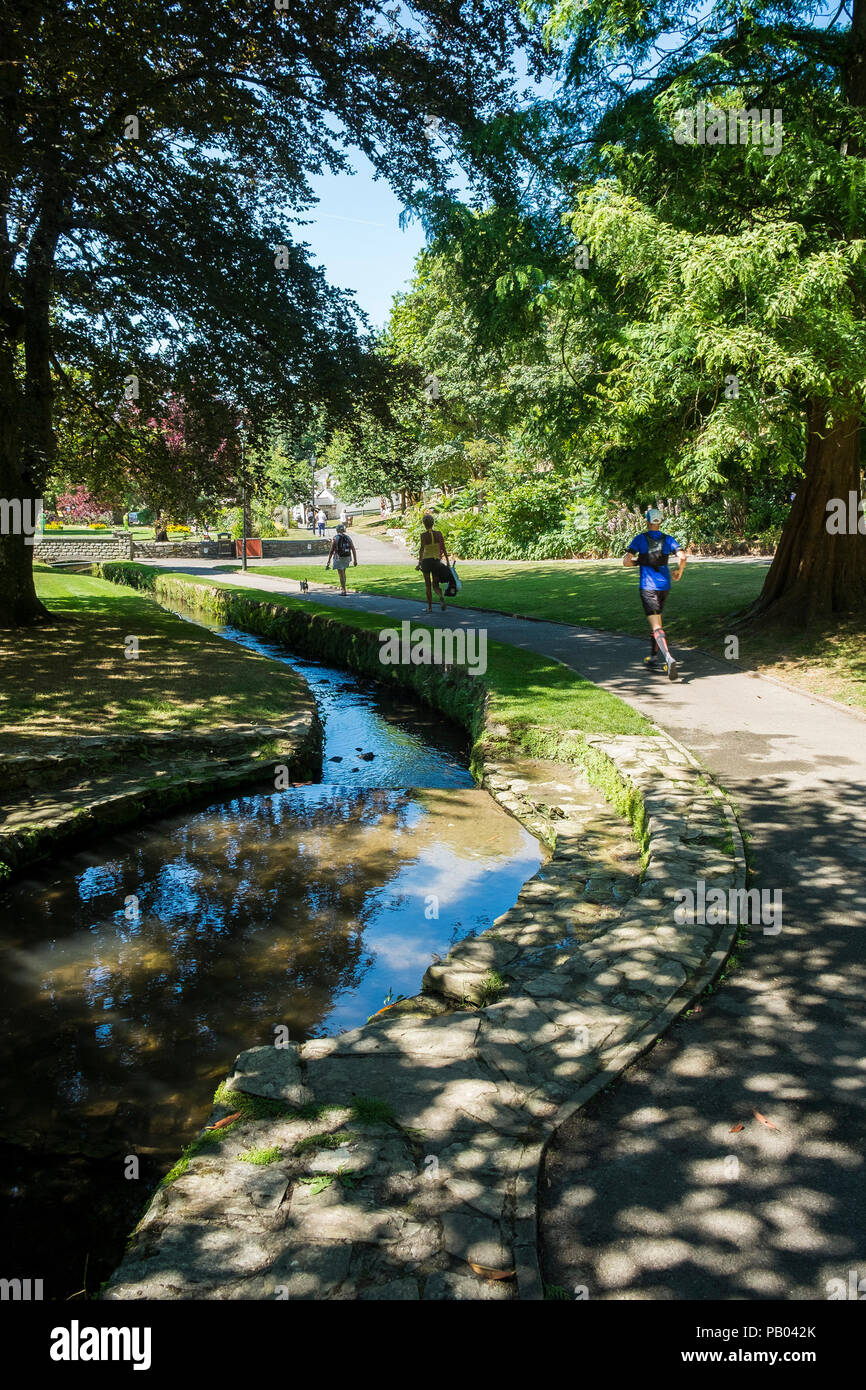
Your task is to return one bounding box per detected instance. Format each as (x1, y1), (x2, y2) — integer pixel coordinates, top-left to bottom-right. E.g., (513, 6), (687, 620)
(161, 570), (652, 743)
(0, 569), (307, 749)
(243, 558), (866, 712)
(247, 558), (765, 641)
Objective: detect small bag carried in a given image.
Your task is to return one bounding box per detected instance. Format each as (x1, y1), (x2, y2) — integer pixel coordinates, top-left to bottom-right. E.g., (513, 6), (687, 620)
(442, 565), (458, 597)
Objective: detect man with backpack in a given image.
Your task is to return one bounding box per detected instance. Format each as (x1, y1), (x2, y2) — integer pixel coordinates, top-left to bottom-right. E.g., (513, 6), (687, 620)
(326, 523), (357, 593)
(623, 508), (687, 680)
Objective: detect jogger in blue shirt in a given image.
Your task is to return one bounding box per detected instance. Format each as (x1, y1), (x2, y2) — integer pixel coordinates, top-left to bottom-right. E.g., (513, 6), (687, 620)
(623, 509), (688, 680)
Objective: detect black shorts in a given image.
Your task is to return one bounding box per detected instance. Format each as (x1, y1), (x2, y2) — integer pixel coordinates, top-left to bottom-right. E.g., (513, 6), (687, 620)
(421, 557), (446, 580)
(640, 588), (668, 616)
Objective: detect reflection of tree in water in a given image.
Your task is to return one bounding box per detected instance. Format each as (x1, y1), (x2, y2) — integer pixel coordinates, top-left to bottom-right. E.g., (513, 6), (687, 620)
(0, 781), (532, 1174)
(1, 788), (477, 1142)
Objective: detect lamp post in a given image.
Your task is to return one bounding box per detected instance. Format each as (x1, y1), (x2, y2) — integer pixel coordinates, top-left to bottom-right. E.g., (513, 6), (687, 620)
(310, 453), (316, 529)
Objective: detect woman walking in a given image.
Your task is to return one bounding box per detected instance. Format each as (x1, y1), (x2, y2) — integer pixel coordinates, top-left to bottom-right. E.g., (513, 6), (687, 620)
(416, 513), (450, 613)
(325, 523), (357, 594)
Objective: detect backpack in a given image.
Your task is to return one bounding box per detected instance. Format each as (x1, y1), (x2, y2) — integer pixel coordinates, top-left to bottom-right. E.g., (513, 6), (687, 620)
(644, 533), (669, 569)
(336, 532), (352, 557)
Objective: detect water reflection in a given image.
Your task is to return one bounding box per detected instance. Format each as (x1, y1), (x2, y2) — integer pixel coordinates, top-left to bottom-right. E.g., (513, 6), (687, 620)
(194, 620), (474, 789)
(0, 636), (543, 1297)
(1, 785), (538, 1145)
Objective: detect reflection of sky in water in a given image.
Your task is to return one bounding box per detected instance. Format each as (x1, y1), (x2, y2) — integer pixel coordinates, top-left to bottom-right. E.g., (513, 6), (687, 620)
(179, 618), (474, 790)
(318, 821), (541, 1032)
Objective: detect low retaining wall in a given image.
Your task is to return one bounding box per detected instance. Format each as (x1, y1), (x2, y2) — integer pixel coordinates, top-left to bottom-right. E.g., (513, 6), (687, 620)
(132, 539), (330, 559)
(35, 537), (331, 564)
(99, 571), (746, 1302)
(132, 540), (219, 558)
(257, 538), (331, 557)
(34, 537), (132, 562)
(0, 716), (322, 880)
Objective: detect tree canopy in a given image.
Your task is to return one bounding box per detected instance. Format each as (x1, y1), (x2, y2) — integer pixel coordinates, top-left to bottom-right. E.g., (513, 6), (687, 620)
(353, 0), (866, 619)
(1, 0), (545, 622)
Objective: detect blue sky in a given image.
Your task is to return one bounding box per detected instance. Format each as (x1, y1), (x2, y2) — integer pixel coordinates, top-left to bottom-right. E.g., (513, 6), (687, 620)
(292, 158), (428, 332)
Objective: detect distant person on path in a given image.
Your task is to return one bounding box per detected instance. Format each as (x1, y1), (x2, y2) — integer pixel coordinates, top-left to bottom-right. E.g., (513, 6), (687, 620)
(340, 506), (348, 527)
(326, 523), (357, 593)
(306, 505), (315, 531)
(623, 508), (687, 681)
(316, 507), (327, 537)
(416, 513), (450, 613)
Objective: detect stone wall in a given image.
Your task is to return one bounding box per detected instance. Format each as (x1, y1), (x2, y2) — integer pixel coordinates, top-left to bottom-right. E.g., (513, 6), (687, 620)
(128, 538), (330, 559)
(34, 537), (132, 562)
(36, 536), (332, 563)
(258, 538), (330, 557)
(132, 540), (220, 558)
(0, 715), (322, 881)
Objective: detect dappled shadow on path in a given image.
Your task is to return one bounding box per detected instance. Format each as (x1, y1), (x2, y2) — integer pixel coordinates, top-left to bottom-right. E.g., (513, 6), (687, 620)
(540, 766), (866, 1301)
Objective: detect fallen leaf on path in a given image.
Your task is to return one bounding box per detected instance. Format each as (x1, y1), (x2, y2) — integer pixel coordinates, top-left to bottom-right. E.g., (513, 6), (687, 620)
(729, 1123), (744, 1133)
(207, 1112), (242, 1130)
(753, 1110), (781, 1131)
(468, 1263), (515, 1281)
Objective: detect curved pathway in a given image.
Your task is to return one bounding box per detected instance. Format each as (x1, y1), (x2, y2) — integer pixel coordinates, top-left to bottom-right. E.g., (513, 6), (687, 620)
(148, 561), (866, 1300)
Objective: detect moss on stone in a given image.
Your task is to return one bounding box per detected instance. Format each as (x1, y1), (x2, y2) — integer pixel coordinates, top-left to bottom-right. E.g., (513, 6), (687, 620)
(237, 1146), (282, 1166)
(293, 1130), (358, 1155)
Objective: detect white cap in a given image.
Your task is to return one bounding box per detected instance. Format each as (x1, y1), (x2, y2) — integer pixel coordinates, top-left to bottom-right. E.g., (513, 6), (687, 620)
(645, 508), (662, 522)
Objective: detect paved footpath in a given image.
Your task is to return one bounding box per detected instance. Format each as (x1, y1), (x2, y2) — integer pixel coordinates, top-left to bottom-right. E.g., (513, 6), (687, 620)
(150, 558), (866, 1300)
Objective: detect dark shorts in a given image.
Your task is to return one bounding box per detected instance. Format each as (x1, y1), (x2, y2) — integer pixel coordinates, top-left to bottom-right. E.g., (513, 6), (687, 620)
(421, 558), (446, 581)
(640, 588), (668, 616)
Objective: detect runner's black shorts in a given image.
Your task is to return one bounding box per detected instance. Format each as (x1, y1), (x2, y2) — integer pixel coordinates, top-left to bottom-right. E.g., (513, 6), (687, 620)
(640, 589), (668, 616)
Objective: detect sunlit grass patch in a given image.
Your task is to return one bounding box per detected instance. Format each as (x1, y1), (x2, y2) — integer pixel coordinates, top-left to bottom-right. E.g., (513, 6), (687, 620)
(0, 569), (305, 748)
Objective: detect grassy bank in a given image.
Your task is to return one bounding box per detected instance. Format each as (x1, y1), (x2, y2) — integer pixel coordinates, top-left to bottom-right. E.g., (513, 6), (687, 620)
(0, 568), (309, 750)
(241, 558), (866, 712)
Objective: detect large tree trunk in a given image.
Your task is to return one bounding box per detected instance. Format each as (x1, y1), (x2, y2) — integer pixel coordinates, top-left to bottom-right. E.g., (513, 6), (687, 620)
(0, 165), (62, 626)
(0, 517), (51, 627)
(0, 355), (51, 627)
(750, 399), (866, 623)
(748, 7), (866, 626)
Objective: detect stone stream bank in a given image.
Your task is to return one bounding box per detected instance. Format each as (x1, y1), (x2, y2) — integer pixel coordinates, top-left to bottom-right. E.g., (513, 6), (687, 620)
(95, 573), (746, 1301)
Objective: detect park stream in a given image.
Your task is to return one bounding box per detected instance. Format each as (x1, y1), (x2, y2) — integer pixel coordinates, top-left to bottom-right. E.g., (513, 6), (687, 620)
(0, 609), (543, 1300)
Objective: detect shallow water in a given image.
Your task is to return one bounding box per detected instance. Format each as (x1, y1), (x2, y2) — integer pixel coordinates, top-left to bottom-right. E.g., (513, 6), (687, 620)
(0, 617), (543, 1298)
